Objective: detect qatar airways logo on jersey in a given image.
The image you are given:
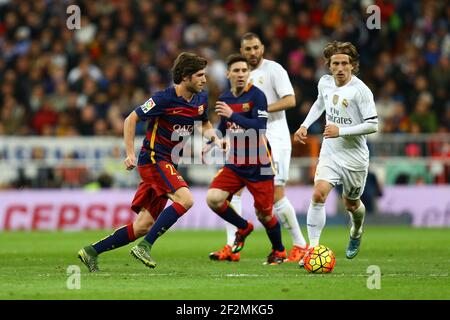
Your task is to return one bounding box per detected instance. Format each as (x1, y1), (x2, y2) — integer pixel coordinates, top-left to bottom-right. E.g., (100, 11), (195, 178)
(172, 124), (194, 137)
(170, 120), (272, 175)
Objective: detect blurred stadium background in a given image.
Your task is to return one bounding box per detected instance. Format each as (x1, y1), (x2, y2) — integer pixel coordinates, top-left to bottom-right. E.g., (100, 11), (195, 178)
(0, 0), (449, 232)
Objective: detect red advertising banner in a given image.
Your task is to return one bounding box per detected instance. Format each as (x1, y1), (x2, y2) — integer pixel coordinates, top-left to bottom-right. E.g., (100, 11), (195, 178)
(0, 187), (336, 230)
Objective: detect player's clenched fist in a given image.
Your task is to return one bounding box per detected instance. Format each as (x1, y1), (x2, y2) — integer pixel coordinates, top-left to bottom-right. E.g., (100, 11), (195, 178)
(294, 126), (308, 145)
(124, 155), (136, 170)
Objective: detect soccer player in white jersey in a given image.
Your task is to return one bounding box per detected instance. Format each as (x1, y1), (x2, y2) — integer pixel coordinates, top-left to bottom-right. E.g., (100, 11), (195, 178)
(294, 41), (378, 259)
(209, 33), (308, 263)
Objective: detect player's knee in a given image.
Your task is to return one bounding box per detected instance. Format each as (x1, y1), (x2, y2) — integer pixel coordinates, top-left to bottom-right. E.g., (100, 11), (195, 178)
(312, 190), (327, 203)
(206, 191), (224, 211)
(206, 197), (222, 211)
(257, 214), (271, 224)
(344, 199), (360, 212)
(171, 187), (194, 211)
(178, 196), (194, 211)
(256, 209), (270, 222)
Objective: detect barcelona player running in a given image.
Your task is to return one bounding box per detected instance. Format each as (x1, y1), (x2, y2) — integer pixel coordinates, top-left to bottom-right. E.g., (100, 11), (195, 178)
(210, 33), (308, 263)
(206, 54), (286, 265)
(78, 53), (223, 271)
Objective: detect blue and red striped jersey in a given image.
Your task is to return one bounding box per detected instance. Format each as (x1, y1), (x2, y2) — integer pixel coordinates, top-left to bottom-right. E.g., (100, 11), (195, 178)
(134, 86), (208, 165)
(217, 84), (275, 181)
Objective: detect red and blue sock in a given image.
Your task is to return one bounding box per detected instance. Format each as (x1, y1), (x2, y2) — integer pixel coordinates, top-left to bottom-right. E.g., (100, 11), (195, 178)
(263, 217), (284, 252)
(91, 223), (136, 255)
(214, 201), (248, 230)
(143, 202), (187, 245)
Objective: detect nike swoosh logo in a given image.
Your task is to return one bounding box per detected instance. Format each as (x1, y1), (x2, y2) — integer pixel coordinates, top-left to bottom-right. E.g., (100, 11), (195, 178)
(172, 110), (182, 114)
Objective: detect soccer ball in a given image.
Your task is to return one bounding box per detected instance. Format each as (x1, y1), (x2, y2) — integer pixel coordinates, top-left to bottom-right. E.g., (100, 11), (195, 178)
(302, 245), (336, 273)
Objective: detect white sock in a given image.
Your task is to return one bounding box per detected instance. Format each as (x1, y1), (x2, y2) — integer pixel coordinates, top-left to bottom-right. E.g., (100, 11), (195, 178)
(348, 202), (365, 239)
(307, 202), (326, 247)
(274, 197), (307, 247)
(225, 195), (242, 246)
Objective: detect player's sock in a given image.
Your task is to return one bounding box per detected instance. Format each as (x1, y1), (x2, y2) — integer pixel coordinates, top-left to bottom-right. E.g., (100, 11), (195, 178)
(230, 195), (242, 215)
(143, 202), (187, 245)
(307, 202), (326, 247)
(274, 196), (307, 247)
(263, 216), (285, 252)
(214, 200), (248, 230)
(348, 202), (365, 238)
(226, 195), (242, 245)
(225, 222), (237, 246)
(92, 223), (136, 255)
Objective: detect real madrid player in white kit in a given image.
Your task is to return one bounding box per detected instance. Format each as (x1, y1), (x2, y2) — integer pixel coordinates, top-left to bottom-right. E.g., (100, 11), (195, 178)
(294, 41), (378, 259)
(209, 33), (308, 263)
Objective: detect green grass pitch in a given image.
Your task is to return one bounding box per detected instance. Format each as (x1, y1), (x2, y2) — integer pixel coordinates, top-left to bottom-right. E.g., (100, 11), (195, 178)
(0, 226), (448, 300)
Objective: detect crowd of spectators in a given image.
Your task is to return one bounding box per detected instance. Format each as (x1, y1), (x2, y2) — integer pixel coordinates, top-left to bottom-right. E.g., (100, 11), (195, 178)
(0, 0), (448, 138)
(0, 0), (449, 188)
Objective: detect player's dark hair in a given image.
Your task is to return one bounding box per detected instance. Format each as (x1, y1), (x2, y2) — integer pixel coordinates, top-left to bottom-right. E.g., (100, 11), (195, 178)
(323, 41), (360, 74)
(240, 32), (262, 46)
(172, 52), (207, 84)
(226, 54), (248, 70)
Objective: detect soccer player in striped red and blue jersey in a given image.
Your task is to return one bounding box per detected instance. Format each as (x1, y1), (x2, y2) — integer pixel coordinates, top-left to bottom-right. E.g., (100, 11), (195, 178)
(206, 54), (286, 265)
(78, 53), (223, 271)
(212, 33), (308, 264)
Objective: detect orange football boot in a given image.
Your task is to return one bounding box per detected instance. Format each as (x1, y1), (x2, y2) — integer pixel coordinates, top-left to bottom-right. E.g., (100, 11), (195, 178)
(285, 245), (309, 263)
(264, 249), (287, 265)
(209, 245), (240, 262)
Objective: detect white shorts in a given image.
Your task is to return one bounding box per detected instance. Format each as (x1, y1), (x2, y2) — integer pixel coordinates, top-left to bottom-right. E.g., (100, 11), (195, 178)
(314, 157), (368, 200)
(270, 144), (291, 186)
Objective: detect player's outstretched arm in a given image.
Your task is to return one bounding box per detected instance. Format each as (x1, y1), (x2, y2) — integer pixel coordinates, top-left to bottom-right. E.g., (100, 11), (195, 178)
(123, 111), (139, 170)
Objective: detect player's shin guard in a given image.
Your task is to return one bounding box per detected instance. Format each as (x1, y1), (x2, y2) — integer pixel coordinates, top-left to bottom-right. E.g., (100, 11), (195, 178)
(92, 223), (136, 255)
(226, 195), (242, 245)
(307, 202), (326, 247)
(261, 216), (285, 252)
(213, 200), (248, 230)
(274, 197), (307, 247)
(143, 202), (187, 245)
(348, 202), (365, 238)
